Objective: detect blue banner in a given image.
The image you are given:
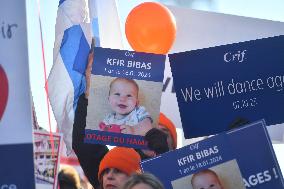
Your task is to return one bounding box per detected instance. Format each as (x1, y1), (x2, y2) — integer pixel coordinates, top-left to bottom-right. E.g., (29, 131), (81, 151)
(141, 133), (235, 188)
(92, 47), (166, 82)
(0, 143), (35, 188)
(141, 120), (284, 189)
(227, 121), (284, 188)
(85, 47), (165, 149)
(169, 35), (284, 138)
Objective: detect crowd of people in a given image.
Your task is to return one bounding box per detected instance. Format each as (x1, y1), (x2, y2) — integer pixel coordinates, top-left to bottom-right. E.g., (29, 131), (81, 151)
(58, 163), (165, 189)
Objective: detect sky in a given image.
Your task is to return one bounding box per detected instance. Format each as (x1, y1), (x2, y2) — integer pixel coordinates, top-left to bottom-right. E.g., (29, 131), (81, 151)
(27, 0), (284, 132)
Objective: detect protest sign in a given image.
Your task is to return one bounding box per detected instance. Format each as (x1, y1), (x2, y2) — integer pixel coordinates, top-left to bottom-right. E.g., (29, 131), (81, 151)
(141, 120), (284, 189)
(85, 47), (165, 148)
(0, 0), (35, 188)
(169, 35), (284, 138)
(160, 6), (284, 135)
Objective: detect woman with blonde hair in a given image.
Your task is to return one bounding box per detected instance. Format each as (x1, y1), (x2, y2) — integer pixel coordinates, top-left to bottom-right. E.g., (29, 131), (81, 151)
(122, 172), (164, 189)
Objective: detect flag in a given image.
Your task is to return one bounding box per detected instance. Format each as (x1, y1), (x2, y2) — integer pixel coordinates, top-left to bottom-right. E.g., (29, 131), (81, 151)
(88, 0), (123, 49)
(48, 0), (123, 154)
(48, 0), (91, 154)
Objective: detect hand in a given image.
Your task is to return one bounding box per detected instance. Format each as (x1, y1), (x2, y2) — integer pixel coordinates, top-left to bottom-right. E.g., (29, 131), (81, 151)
(120, 125), (135, 135)
(85, 51), (94, 99)
(99, 122), (121, 133)
(135, 117), (153, 136)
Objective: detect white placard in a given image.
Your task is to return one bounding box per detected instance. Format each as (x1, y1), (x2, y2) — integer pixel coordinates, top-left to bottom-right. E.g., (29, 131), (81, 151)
(0, 0), (33, 144)
(0, 0), (35, 188)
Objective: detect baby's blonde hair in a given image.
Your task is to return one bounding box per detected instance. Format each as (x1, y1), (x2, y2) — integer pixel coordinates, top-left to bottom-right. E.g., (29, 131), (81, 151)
(109, 77), (139, 96)
(191, 169), (221, 186)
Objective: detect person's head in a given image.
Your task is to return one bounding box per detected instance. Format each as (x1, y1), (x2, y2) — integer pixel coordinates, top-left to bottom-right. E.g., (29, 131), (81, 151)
(191, 169), (224, 189)
(98, 147), (141, 189)
(58, 165), (81, 189)
(122, 172), (164, 189)
(158, 113), (177, 150)
(108, 78), (139, 116)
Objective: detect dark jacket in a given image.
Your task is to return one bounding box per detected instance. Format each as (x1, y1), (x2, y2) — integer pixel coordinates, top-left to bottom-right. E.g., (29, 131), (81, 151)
(72, 94), (168, 188)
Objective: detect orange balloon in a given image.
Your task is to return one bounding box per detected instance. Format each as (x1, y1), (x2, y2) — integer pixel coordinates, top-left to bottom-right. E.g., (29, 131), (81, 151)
(125, 2), (176, 54)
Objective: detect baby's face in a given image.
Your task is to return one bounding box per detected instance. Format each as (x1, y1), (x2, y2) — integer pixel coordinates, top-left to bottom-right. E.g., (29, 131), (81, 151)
(192, 173), (223, 189)
(109, 80), (138, 116)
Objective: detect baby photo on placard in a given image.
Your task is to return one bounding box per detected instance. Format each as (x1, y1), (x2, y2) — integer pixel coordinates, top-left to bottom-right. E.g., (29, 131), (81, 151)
(171, 160), (245, 189)
(141, 120), (284, 189)
(141, 126), (246, 189)
(85, 47), (166, 149)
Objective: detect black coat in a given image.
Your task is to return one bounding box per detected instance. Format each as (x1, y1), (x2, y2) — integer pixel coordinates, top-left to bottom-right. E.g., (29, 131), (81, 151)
(72, 94), (169, 188)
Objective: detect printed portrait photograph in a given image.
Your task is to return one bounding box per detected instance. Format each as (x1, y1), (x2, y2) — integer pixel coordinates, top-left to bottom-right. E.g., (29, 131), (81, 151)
(171, 159), (245, 189)
(86, 75), (163, 137)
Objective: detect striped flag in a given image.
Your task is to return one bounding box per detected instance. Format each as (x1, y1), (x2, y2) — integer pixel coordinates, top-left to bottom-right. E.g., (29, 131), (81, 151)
(48, 0), (123, 153)
(48, 0), (91, 153)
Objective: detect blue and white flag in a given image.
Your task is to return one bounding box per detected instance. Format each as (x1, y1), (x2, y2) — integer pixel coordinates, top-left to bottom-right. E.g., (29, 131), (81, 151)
(48, 0), (123, 153)
(48, 0), (91, 153)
